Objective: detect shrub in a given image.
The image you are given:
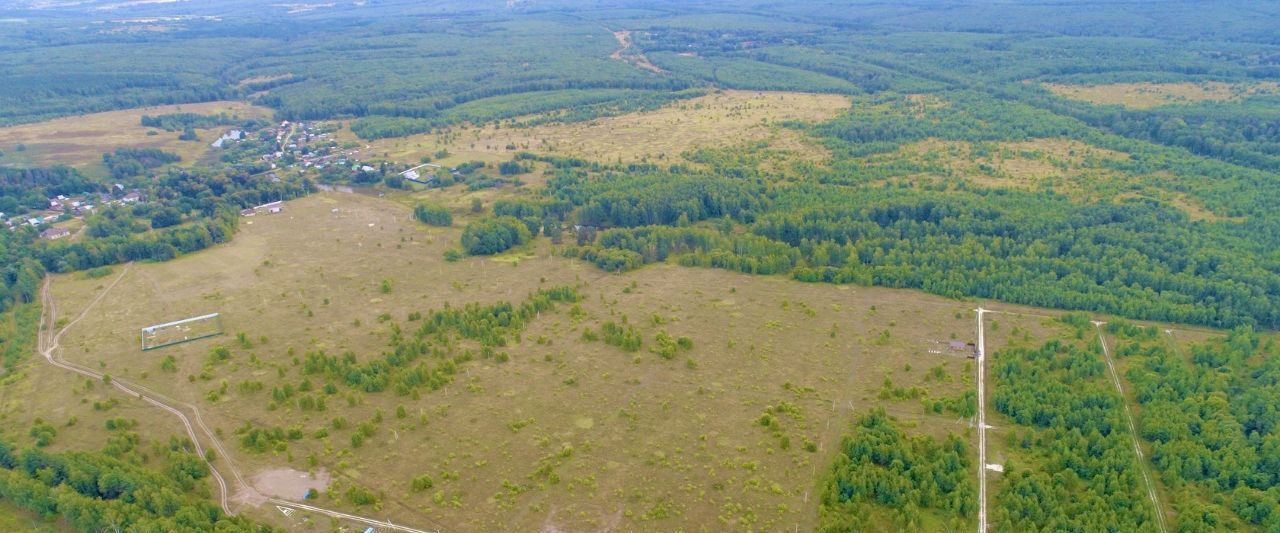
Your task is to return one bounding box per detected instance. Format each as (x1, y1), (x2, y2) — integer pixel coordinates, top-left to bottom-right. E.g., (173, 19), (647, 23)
(411, 475), (434, 492)
(346, 485), (379, 506)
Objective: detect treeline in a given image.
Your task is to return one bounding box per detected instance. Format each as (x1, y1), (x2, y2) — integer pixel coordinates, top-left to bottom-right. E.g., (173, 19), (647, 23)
(512, 89), (706, 128)
(33, 211), (238, 272)
(140, 113), (264, 132)
(990, 336), (1157, 531)
(546, 169), (766, 228)
(0, 303), (39, 372)
(0, 241), (45, 319)
(1115, 325), (1280, 531)
(818, 409), (974, 531)
(0, 72), (235, 127)
(0, 436), (268, 531)
(349, 89), (705, 140)
(102, 148), (181, 179)
(546, 161), (1277, 327)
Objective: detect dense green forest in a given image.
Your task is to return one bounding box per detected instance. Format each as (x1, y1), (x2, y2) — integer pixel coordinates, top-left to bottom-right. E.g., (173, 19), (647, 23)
(538, 135), (1279, 327)
(990, 323), (1157, 530)
(1110, 323), (1280, 531)
(819, 410), (974, 531)
(0, 436), (268, 531)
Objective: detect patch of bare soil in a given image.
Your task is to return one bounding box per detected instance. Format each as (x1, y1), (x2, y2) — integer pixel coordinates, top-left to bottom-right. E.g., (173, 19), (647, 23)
(251, 468), (331, 501)
(610, 30), (663, 74)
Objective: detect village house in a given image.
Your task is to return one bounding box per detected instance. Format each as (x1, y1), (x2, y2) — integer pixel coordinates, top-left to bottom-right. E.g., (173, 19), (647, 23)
(122, 191), (142, 203)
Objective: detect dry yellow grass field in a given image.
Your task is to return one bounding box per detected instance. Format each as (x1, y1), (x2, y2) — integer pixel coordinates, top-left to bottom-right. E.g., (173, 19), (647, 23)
(893, 137), (1128, 190)
(0, 101), (272, 173)
(1043, 81), (1280, 109)
(880, 137), (1234, 221)
(38, 191), (984, 531)
(340, 90), (850, 168)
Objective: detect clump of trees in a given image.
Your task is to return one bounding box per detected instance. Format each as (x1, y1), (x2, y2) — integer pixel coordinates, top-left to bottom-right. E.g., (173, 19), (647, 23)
(413, 202), (452, 226)
(0, 436), (265, 531)
(599, 320), (643, 352)
(140, 112), (262, 132)
(460, 216), (530, 255)
(102, 148), (181, 179)
(819, 409), (974, 531)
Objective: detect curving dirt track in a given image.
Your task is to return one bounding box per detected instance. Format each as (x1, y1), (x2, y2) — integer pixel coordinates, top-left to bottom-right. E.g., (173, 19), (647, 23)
(35, 267), (437, 533)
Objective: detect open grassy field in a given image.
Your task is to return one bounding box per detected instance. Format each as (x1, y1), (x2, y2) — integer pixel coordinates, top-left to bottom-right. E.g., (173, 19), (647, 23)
(0, 101), (272, 174)
(339, 90), (849, 169)
(879, 137), (1235, 221)
(13, 189), (1240, 530)
(39, 190), (986, 531)
(1043, 81), (1280, 109)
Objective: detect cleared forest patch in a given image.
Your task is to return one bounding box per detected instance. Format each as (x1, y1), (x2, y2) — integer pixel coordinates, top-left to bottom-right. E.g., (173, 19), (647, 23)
(341, 90), (849, 167)
(881, 138), (1231, 221)
(1043, 81), (1280, 109)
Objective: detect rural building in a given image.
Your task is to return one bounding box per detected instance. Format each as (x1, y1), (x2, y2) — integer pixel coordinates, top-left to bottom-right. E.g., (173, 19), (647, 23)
(948, 340), (978, 358)
(41, 227), (70, 240)
(122, 192), (142, 203)
(253, 201), (285, 215)
(240, 208), (256, 217)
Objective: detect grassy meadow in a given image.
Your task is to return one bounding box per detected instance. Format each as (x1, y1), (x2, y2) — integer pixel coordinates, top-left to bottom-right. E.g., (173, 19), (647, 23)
(1043, 81), (1280, 109)
(0, 101), (272, 175)
(34, 191), (989, 530)
(338, 90), (848, 169)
